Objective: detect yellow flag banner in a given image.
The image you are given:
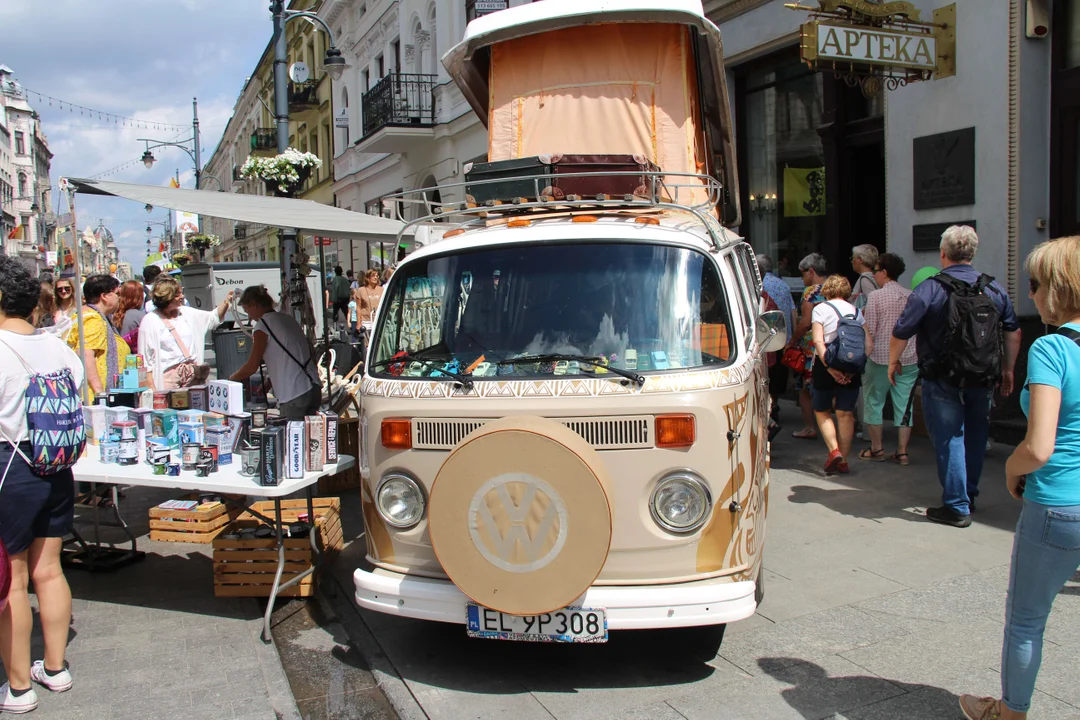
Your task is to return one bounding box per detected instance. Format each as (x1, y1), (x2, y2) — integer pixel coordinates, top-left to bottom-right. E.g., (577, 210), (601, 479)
(783, 167), (826, 217)
(169, 177), (180, 189)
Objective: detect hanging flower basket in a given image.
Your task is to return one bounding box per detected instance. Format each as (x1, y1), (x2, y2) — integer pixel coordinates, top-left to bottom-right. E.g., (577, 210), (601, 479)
(172, 252), (192, 267)
(186, 234), (221, 252)
(240, 149), (321, 197)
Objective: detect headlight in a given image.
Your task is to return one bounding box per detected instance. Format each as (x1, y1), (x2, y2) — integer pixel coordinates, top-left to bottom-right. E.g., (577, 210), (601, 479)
(376, 473), (426, 529)
(650, 472), (711, 534)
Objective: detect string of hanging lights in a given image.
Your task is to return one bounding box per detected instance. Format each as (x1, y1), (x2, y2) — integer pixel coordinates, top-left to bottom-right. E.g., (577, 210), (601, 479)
(21, 87), (190, 132)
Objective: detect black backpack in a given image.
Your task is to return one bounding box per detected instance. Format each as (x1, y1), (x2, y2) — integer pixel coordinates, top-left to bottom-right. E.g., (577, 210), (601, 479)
(929, 273), (1002, 387)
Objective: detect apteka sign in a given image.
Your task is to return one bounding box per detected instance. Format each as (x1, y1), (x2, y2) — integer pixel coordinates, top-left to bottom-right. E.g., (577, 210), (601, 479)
(814, 23), (936, 71)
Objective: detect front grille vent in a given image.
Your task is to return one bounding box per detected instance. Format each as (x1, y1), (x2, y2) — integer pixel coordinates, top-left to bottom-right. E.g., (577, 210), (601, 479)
(411, 416), (653, 451)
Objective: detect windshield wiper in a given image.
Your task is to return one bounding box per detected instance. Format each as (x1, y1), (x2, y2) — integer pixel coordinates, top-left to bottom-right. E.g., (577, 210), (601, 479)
(494, 354), (645, 386)
(371, 353), (474, 390)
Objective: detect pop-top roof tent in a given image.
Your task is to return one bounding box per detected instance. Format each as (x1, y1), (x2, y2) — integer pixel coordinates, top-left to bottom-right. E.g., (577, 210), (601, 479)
(442, 0), (740, 227)
(65, 178), (413, 242)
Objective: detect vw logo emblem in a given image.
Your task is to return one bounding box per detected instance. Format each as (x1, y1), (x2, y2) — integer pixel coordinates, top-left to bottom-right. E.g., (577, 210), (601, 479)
(468, 473), (568, 573)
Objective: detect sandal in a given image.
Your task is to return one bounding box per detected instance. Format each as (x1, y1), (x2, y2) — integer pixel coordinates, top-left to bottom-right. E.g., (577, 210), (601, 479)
(792, 428), (818, 440)
(858, 448), (886, 461)
(889, 452), (910, 466)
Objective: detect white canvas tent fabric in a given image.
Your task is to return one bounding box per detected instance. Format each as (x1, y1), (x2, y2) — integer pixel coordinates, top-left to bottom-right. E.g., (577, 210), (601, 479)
(67, 178), (412, 242)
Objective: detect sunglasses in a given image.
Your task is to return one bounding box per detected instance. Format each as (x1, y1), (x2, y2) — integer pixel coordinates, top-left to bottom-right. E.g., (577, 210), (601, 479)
(56, 286), (72, 293)
(1029, 278), (1040, 294)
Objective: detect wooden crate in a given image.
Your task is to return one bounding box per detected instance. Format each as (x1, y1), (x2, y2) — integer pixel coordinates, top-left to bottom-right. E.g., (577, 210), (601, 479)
(149, 494), (238, 544)
(318, 417), (361, 495)
(212, 498), (342, 598)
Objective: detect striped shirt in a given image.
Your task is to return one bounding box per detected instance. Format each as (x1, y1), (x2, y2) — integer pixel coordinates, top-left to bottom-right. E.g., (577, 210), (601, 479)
(864, 281), (917, 366)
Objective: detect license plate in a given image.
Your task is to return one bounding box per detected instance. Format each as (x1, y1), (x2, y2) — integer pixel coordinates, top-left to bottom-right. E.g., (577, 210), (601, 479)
(466, 604), (608, 643)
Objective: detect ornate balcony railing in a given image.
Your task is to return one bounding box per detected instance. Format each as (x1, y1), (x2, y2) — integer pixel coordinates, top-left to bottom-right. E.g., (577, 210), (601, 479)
(234, 223), (247, 240)
(361, 73), (437, 139)
(289, 80), (320, 110)
(250, 128), (276, 153)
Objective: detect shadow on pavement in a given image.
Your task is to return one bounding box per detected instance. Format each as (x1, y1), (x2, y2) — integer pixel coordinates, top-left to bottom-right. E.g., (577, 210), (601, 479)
(769, 404), (1023, 534)
(759, 658), (963, 719)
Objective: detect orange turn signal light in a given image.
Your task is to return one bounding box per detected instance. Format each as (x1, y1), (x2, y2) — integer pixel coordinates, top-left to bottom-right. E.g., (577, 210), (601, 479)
(656, 414), (695, 448)
(381, 419), (412, 450)
(443, 228), (466, 238)
(507, 218), (532, 228)
(571, 215), (599, 223)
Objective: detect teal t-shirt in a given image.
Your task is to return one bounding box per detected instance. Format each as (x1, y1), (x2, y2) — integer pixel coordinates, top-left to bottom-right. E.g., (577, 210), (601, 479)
(1020, 323), (1080, 506)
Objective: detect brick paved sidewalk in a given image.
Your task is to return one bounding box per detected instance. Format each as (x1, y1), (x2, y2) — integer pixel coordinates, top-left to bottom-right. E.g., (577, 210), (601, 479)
(2, 487), (301, 720)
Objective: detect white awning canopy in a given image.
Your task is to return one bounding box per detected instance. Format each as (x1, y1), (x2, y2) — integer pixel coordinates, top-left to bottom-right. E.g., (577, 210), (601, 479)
(66, 178), (412, 242)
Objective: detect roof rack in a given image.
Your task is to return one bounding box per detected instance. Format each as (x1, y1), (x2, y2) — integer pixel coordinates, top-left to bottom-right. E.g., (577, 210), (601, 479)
(381, 170), (734, 252)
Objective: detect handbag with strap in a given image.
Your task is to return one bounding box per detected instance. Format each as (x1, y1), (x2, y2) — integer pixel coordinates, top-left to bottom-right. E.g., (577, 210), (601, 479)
(781, 346), (806, 372)
(160, 314), (210, 387)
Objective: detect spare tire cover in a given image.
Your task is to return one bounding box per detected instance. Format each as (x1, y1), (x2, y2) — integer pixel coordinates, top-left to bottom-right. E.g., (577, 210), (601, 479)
(429, 415), (613, 616)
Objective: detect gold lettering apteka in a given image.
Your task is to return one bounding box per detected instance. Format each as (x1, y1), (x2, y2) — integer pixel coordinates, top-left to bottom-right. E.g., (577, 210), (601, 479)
(815, 22), (936, 71)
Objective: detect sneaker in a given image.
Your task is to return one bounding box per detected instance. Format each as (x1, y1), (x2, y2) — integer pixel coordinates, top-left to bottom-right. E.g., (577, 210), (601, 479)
(31, 661), (72, 692)
(824, 449), (844, 473)
(959, 694), (1002, 719)
(837, 461), (850, 474)
(926, 506), (972, 528)
(0, 683), (38, 714)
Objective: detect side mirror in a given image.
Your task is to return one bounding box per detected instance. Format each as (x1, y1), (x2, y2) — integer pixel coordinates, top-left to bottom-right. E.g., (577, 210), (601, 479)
(756, 310), (787, 354)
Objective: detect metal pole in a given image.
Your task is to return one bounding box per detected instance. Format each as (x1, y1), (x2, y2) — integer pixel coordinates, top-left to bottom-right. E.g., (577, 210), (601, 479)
(68, 188), (89, 405)
(272, 0), (300, 329)
(192, 98), (202, 190)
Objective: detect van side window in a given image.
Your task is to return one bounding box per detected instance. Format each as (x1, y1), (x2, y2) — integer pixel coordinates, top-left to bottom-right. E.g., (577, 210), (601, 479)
(734, 244), (762, 299)
(724, 254), (754, 350)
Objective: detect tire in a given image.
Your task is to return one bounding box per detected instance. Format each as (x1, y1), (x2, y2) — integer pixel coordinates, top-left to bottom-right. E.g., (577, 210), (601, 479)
(754, 561), (766, 606)
(428, 416), (613, 616)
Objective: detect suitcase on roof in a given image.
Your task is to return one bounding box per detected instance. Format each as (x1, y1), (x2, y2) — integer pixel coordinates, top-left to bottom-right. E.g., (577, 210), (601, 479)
(464, 154), (661, 205)
(546, 154), (660, 200)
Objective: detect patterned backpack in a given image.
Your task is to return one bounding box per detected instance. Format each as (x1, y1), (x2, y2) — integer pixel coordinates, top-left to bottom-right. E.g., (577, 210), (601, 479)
(0, 337), (87, 475)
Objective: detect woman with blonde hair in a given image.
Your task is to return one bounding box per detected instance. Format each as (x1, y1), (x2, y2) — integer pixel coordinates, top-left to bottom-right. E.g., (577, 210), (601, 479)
(810, 274), (872, 473)
(960, 236), (1080, 720)
(138, 276), (234, 390)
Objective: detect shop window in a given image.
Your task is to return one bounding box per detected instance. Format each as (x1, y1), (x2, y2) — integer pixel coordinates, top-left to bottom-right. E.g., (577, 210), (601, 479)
(738, 56), (826, 286)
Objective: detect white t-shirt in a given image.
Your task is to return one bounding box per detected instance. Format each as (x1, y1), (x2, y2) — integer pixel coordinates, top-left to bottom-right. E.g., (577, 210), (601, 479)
(149, 312), (199, 371)
(255, 312), (320, 404)
(811, 300), (864, 355)
(0, 330), (86, 443)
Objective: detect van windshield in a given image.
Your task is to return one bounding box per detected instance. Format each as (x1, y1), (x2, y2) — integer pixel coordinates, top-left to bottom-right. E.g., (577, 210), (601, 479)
(371, 242), (735, 379)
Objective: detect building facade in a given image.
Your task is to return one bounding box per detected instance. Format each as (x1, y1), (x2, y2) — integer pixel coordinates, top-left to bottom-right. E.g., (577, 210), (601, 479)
(203, 0), (337, 265)
(0, 65), (54, 274)
(705, 0), (1078, 326)
(321, 0), (538, 272)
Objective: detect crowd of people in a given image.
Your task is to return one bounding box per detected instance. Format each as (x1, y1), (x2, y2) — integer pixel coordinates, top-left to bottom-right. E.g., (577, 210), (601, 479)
(760, 227), (1080, 720)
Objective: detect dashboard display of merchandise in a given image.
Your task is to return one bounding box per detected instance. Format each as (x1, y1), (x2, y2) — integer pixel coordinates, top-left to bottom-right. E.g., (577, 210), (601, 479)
(371, 243), (737, 381)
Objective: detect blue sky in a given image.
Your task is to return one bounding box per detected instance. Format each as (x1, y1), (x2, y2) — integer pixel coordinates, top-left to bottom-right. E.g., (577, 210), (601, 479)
(1, 0), (273, 268)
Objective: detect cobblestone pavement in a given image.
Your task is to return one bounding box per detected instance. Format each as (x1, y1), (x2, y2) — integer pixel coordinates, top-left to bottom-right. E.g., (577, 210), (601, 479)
(3, 487), (302, 720)
(331, 405), (1080, 720)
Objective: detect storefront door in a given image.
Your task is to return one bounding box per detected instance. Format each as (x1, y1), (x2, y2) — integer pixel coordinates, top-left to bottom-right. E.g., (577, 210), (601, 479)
(735, 48), (885, 288)
(1051, 0), (1080, 237)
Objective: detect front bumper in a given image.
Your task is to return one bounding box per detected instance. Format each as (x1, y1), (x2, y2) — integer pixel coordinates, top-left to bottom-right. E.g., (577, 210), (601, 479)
(354, 567), (757, 629)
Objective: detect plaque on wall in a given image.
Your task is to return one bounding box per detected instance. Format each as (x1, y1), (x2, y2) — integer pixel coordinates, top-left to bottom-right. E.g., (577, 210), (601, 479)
(913, 128), (976, 210)
(912, 220), (977, 252)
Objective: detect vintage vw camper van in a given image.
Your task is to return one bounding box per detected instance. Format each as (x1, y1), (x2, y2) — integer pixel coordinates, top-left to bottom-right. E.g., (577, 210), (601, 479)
(352, 0), (787, 643)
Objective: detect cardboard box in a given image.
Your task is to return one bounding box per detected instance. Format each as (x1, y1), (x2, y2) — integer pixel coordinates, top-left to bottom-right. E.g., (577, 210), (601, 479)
(178, 422), (205, 446)
(257, 426), (285, 486)
(189, 385), (208, 411)
(224, 412), (251, 452)
(169, 389), (190, 410)
(83, 405), (108, 446)
(150, 409), (180, 448)
(206, 426), (232, 465)
(305, 415), (324, 472)
(286, 421), (305, 479)
(321, 411), (339, 464)
(208, 380), (245, 415)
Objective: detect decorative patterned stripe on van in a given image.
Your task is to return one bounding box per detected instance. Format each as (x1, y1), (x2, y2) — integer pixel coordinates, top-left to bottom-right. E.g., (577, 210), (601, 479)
(411, 416), (653, 451)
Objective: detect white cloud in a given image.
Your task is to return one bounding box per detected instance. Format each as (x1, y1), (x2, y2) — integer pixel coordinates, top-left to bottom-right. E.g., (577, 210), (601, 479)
(4, 0), (271, 266)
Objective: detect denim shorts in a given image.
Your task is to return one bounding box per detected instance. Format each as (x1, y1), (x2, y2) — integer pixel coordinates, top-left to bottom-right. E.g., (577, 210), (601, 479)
(0, 443), (76, 556)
